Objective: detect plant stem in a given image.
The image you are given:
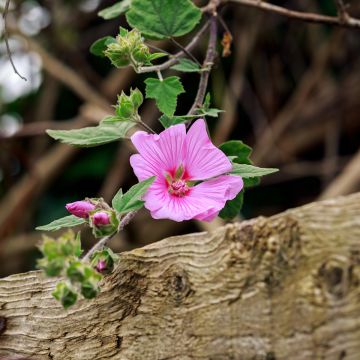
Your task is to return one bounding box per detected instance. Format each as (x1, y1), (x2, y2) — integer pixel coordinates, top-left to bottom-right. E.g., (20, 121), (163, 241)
(170, 38), (201, 66)
(82, 211), (137, 262)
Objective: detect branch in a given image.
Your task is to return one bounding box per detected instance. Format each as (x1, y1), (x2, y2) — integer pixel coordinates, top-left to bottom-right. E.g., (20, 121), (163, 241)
(187, 16), (218, 117)
(227, 0), (360, 29)
(2, 0), (27, 81)
(137, 22), (209, 73)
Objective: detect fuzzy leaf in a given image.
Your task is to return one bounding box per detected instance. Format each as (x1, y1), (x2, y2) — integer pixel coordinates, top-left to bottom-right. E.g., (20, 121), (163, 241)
(126, 0), (201, 39)
(148, 52), (168, 61)
(171, 58), (201, 72)
(36, 215), (85, 231)
(145, 76), (184, 116)
(98, 0), (131, 19)
(111, 188), (123, 211)
(219, 140), (252, 165)
(114, 177), (156, 213)
(90, 36), (116, 57)
(231, 163), (278, 178)
(47, 122), (136, 147)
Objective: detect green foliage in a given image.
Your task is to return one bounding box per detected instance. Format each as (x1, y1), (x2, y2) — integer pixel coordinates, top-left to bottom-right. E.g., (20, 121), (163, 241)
(219, 140), (252, 165)
(159, 114), (190, 128)
(231, 163), (278, 178)
(219, 191), (244, 220)
(37, 231), (104, 308)
(98, 0), (131, 19)
(126, 0), (201, 39)
(90, 36), (116, 57)
(171, 58), (201, 72)
(114, 88), (143, 119)
(52, 282), (78, 309)
(197, 93), (224, 118)
(47, 121), (136, 147)
(112, 176), (156, 214)
(36, 215), (85, 231)
(145, 76), (185, 116)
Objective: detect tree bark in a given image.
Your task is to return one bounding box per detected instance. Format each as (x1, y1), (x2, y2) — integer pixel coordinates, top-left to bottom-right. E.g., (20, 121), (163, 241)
(0, 193), (360, 360)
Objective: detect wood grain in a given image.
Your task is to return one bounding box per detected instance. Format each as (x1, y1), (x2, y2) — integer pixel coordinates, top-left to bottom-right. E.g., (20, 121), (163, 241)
(0, 193), (360, 359)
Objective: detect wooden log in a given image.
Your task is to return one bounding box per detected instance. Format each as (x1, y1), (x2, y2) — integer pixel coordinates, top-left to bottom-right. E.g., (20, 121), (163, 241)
(0, 193), (359, 359)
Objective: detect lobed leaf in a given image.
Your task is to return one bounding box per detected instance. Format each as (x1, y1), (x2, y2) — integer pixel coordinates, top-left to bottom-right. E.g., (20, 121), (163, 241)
(126, 0), (201, 39)
(90, 36), (116, 57)
(145, 76), (185, 116)
(219, 191), (244, 220)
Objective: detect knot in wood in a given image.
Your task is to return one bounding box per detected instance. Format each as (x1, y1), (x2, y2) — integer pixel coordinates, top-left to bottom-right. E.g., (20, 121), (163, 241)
(318, 256), (351, 299)
(165, 268), (193, 305)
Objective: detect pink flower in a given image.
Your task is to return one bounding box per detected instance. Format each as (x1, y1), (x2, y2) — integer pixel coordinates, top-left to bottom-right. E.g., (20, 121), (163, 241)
(130, 119), (243, 222)
(92, 212), (111, 226)
(66, 200), (95, 218)
(95, 260), (107, 273)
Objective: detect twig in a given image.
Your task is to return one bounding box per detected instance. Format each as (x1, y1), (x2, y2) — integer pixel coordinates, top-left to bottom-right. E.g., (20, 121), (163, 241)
(170, 37), (201, 66)
(187, 16), (218, 117)
(82, 211), (137, 262)
(335, 0), (349, 23)
(227, 0), (360, 29)
(2, 0), (27, 81)
(137, 22), (209, 73)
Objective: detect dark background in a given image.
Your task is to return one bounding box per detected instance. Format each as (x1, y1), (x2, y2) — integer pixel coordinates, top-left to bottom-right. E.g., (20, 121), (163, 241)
(1, 0), (359, 277)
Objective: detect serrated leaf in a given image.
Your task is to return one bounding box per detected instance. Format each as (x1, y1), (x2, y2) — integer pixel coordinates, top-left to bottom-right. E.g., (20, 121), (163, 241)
(171, 58), (201, 72)
(145, 76), (184, 116)
(219, 191), (244, 220)
(90, 36), (116, 57)
(36, 215), (85, 232)
(231, 164), (278, 178)
(98, 0), (131, 19)
(47, 122), (136, 147)
(220, 140), (253, 165)
(126, 0), (201, 39)
(112, 188), (123, 211)
(115, 177), (156, 213)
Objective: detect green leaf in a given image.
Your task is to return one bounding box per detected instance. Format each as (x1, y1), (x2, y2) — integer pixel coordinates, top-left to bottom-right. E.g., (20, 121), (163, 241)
(171, 58), (201, 72)
(98, 0), (131, 19)
(148, 52), (168, 61)
(145, 76), (185, 116)
(36, 215), (85, 231)
(126, 0), (201, 39)
(219, 140), (253, 165)
(47, 122), (136, 147)
(90, 36), (116, 57)
(114, 177), (156, 213)
(231, 163), (278, 178)
(159, 114), (191, 128)
(219, 191), (244, 220)
(111, 188), (123, 211)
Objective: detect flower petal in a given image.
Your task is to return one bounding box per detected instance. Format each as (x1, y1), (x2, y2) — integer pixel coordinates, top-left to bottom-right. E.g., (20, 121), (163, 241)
(185, 119), (232, 180)
(143, 175), (243, 222)
(130, 124), (186, 177)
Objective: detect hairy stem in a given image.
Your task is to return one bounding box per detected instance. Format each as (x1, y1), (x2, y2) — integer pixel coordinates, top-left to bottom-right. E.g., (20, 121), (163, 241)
(82, 211), (137, 262)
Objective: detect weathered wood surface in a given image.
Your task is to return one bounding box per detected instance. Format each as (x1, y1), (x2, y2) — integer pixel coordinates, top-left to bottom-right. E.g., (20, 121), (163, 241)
(0, 193), (360, 360)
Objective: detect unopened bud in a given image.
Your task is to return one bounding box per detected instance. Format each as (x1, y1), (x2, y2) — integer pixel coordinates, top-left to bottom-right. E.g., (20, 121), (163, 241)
(65, 201), (95, 218)
(96, 260), (107, 273)
(92, 211), (110, 226)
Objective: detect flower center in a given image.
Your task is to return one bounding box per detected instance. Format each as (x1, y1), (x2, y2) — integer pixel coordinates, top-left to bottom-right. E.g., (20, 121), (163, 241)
(168, 179), (189, 197)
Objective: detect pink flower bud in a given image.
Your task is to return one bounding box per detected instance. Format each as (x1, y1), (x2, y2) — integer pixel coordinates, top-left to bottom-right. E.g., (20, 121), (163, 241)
(92, 211), (110, 226)
(96, 260), (107, 273)
(65, 201), (96, 218)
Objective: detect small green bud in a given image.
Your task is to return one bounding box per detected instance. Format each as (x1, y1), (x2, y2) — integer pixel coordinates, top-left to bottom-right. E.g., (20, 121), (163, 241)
(37, 258), (64, 277)
(104, 43), (130, 68)
(66, 261), (85, 283)
(52, 282), (78, 309)
(130, 88), (143, 109)
(132, 44), (150, 63)
(81, 281), (99, 299)
(116, 96), (134, 118)
(91, 247), (118, 274)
